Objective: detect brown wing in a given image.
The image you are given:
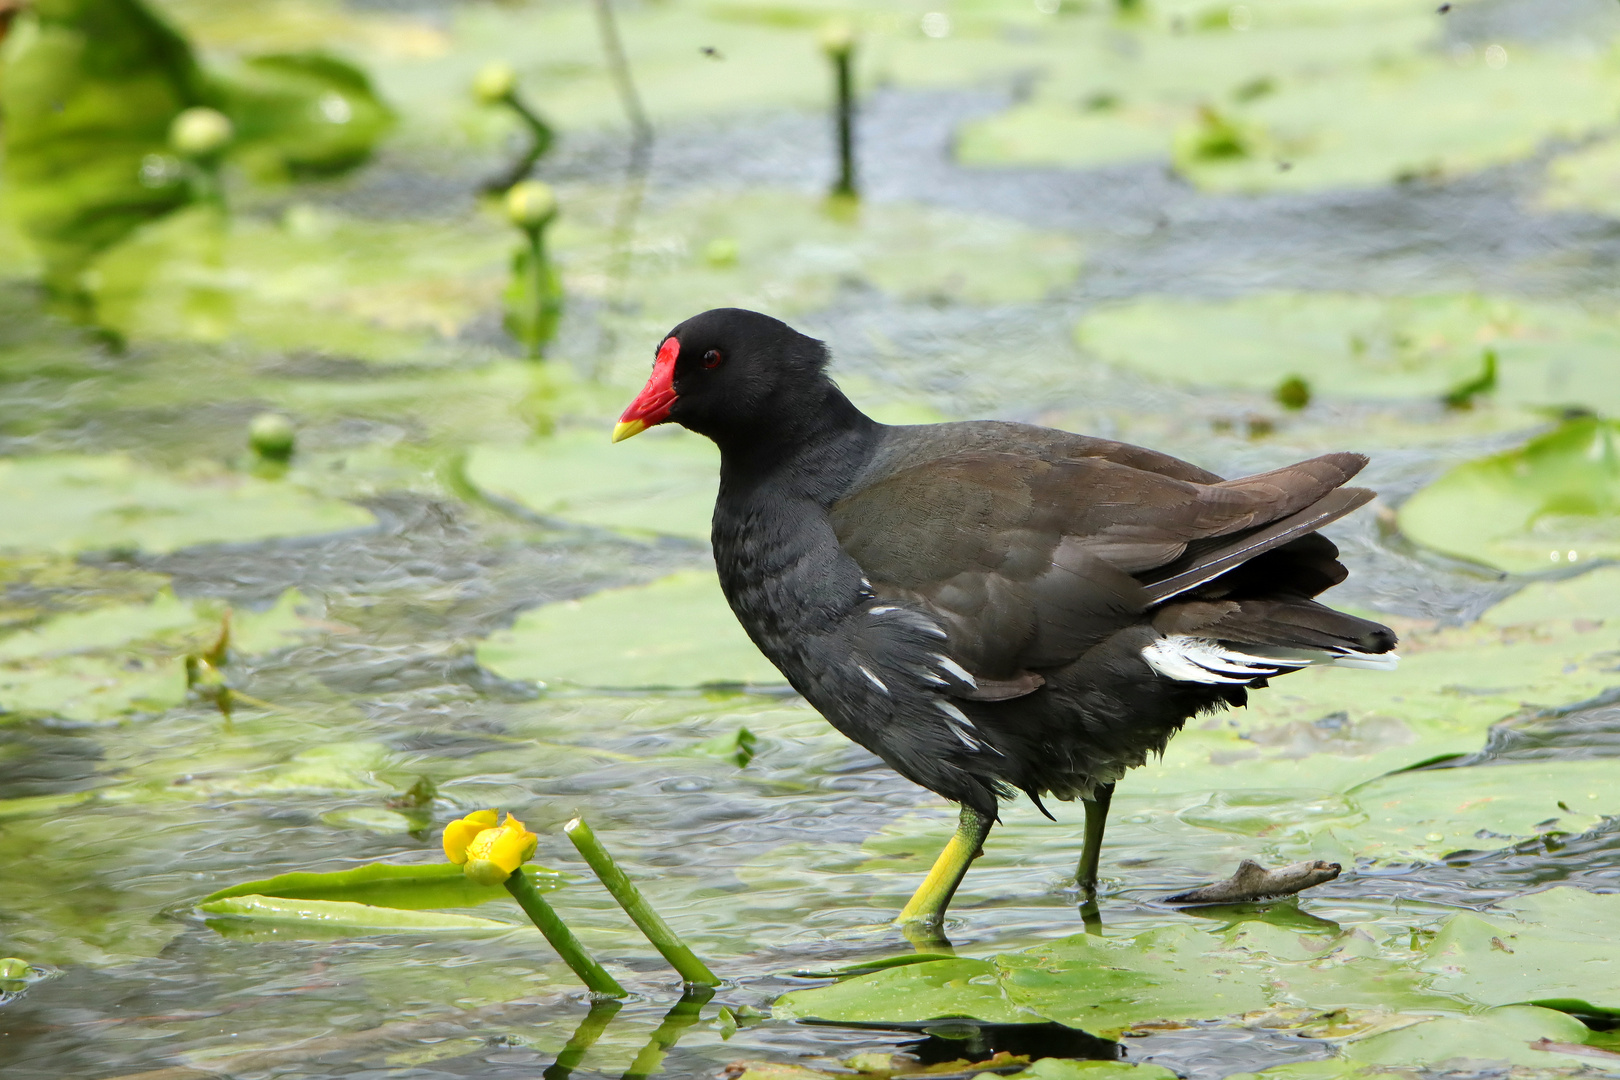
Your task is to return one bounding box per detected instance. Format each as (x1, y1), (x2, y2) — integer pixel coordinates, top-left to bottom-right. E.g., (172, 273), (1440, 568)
(829, 448), (1369, 682)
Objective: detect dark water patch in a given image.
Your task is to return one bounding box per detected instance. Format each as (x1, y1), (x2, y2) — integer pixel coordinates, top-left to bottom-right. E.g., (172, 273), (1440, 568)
(138, 494), (698, 639)
(0, 727), (105, 799)
(1419, 688), (1620, 769)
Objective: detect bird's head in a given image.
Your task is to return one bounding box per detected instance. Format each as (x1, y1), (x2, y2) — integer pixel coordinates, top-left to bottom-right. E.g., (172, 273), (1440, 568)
(612, 308), (833, 447)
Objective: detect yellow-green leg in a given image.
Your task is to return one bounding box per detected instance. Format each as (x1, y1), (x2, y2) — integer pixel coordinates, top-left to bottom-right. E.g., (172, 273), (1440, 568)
(1076, 782), (1115, 903)
(895, 805), (993, 925)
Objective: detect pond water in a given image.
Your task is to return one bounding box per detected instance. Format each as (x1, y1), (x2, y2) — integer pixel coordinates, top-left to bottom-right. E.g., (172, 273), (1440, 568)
(5, 0), (1620, 1078)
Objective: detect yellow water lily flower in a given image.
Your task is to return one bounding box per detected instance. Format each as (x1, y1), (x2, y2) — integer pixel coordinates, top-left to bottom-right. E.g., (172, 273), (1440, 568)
(442, 809), (537, 885)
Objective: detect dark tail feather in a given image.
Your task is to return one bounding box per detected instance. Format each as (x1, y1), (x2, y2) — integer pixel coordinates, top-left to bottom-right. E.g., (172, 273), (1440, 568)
(1142, 487), (1375, 604)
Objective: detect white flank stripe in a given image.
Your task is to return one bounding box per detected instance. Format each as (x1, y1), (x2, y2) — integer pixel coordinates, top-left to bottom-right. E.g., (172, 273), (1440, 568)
(933, 697), (975, 728)
(856, 663), (889, 694)
(934, 654), (978, 688)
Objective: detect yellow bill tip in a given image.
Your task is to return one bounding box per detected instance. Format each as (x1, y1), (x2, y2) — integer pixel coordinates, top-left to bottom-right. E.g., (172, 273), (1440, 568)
(612, 420), (646, 443)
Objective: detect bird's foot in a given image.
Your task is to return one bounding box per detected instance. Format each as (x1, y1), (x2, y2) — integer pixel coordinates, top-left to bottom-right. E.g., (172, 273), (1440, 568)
(1160, 859), (1340, 905)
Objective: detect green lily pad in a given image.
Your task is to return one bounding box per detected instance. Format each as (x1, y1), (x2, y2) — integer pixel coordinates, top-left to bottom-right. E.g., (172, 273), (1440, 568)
(462, 426), (719, 541)
(1342, 1006), (1593, 1070)
(0, 651), (182, 722)
(476, 570), (781, 688)
(197, 893), (515, 933)
(956, 4), (1432, 176)
(201, 860), (564, 911)
(1420, 888), (1620, 1016)
(0, 453), (374, 555)
(87, 203), (508, 355)
(776, 924), (1276, 1037)
(1007, 1062), (1179, 1080)
(1397, 418), (1620, 574)
(165, 741), (393, 797)
(1180, 50), (1620, 193)
(0, 588), (199, 661)
(996, 924), (1273, 1036)
(1076, 293), (1620, 412)
(1346, 759), (1614, 863)
(772, 957), (1038, 1027)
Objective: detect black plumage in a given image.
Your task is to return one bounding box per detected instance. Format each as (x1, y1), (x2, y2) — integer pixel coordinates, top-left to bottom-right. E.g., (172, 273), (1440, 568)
(614, 308), (1397, 921)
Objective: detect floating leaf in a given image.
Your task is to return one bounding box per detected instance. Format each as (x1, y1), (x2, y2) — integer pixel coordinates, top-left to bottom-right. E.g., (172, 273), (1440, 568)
(0, 454), (374, 555)
(1007, 1061), (1178, 1080)
(1077, 293), (1620, 411)
(0, 589), (199, 661)
(1420, 888), (1620, 1017)
(1181, 51), (1620, 193)
(462, 427), (718, 541)
(1397, 418), (1620, 573)
(198, 894), (516, 933)
(201, 860), (565, 911)
(1341, 1006), (1594, 1070)
(1346, 758), (1614, 862)
(772, 958), (1037, 1026)
(477, 570), (781, 688)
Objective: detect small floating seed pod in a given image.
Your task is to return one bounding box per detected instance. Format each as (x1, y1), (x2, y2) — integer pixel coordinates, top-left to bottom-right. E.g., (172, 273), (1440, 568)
(248, 412), (296, 462)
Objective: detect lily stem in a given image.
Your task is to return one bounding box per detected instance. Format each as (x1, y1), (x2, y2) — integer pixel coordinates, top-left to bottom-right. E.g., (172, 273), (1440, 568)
(564, 817), (720, 986)
(504, 869), (626, 997)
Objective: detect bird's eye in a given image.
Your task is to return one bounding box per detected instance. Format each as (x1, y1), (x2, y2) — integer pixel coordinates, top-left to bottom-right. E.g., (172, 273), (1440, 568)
(703, 349), (723, 369)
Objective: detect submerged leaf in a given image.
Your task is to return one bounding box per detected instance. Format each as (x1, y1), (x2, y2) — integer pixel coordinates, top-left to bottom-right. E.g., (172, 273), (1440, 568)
(201, 861), (565, 911)
(198, 894), (515, 932)
(1397, 417), (1620, 573)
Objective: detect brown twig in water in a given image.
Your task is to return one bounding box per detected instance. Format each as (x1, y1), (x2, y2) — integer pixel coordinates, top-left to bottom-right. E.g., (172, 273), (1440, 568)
(1161, 859), (1341, 905)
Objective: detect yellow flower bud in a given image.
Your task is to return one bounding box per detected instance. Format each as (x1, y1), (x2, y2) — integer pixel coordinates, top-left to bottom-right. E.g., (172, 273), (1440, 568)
(442, 809), (499, 864)
(170, 107), (233, 158)
(819, 19), (856, 57)
(505, 180), (557, 231)
(474, 61), (518, 105)
(442, 810), (537, 884)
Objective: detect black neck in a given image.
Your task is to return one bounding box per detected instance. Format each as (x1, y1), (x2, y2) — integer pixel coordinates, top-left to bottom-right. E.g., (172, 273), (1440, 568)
(714, 383), (881, 503)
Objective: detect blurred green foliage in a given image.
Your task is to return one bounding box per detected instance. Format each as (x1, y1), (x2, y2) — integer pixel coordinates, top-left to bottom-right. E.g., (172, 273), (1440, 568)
(0, 0), (391, 306)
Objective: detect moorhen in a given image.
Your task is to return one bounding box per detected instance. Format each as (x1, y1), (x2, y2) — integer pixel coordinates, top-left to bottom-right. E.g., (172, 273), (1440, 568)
(613, 308), (1397, 924)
